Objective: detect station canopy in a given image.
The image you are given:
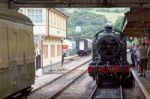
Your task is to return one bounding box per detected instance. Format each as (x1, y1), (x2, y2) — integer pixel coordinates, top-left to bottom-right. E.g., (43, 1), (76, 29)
(122, 8), (150, 37)
(1, 0), (150, 38)
(1, 0), (150, 8)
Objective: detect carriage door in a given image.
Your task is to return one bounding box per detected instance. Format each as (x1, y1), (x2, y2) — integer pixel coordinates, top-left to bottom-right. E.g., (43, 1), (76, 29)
(79, 41), (84, 50)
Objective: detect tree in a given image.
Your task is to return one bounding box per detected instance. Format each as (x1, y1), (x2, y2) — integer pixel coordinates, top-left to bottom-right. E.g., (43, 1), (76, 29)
(65, 10), (108, 39)
(113, 16), (124, 31)
(56, 8), (129, 38)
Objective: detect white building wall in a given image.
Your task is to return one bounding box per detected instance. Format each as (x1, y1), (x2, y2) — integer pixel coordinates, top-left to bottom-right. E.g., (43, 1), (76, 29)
(42, 37), (62, 67)
(48, 8), (67, 38)
(18, 8), (67, 71)
(19, 8), (48, 35)
(49, 26), (66, 37)
(32, 8), (47, 35)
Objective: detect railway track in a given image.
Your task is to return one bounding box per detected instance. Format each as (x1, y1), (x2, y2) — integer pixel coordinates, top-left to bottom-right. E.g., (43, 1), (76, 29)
(63, 55), (81, 64)
(28, 58), (91, 99)
(89, 83), (124, 99)
(56, 72), (93, 99)
(52, 55), (81, 66)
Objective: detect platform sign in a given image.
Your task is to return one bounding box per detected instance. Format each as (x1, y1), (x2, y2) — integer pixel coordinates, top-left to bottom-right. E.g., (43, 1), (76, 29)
(75, 26), (81, 33)
(62, 44), (68, 49)
(144, 28), (150, 35)
(62, 44), (68, 53)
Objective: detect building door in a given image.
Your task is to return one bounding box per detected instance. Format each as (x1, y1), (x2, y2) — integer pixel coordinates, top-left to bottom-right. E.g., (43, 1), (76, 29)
(36, 55), (41, 70)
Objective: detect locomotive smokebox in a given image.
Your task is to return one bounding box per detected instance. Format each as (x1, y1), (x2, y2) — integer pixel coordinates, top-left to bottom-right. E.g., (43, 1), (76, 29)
(96, 27), (121, 60)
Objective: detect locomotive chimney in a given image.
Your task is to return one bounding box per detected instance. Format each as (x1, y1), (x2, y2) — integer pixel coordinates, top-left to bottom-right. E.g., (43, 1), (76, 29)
(105, 21), (113, 33)
(105, 26), (112, 33)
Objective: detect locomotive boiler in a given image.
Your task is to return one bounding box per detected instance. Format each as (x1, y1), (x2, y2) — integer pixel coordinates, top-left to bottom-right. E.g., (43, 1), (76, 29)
(88, 24), (133, 87)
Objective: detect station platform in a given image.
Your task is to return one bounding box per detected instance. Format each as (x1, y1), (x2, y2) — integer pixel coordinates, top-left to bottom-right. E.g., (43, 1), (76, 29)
(35, 54), (78, 77)
(131, 68), (150, 99)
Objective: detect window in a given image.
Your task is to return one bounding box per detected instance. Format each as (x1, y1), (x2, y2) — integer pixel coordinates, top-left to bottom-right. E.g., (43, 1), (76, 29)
(51, 12), (54, 25)
(51, 45), (55, 57)
(64, 21), (66, 29)
(60, 18), (63, 29)
(43, 45), (48, 58)
(18, 9), (23, 14)
(62, 19), (65, 29)
(56, 14), (59, 27)
(28, 9), (43, 23)
(58, 16), (61, 28)
(34, 35), (39, 45)
(54, 14), (56, 26)
(57, 45), (61, 56)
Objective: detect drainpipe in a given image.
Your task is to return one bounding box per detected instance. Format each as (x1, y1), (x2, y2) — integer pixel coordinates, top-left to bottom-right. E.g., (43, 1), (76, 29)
(48, 9), (50, 36)
(47, 9), (52, 68)
(41, 9), (50, 74)
(41, 36), (44, 73)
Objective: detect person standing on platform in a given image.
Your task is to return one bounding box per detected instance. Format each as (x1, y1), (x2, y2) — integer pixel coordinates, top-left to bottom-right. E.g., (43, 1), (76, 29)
(131, 45), (136, 67)
(135, 43), (141, 72)
(61, 52), (66, 68)
(138, 42), (148, 77)
(147, 44), (150, 70)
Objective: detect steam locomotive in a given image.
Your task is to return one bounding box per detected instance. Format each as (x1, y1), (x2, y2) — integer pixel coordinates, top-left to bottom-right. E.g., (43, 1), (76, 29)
(88, 25), (133, 87)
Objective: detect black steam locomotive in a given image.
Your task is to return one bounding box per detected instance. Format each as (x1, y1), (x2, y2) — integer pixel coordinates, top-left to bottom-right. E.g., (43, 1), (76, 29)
(88, 25), (133, 87)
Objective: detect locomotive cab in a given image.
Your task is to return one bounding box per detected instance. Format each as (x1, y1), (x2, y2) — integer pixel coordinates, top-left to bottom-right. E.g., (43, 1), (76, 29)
(88, 25), (133, 87)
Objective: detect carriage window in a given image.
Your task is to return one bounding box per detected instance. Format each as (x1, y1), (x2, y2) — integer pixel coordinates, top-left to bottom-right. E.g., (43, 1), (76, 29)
(18, 9), (23, 14)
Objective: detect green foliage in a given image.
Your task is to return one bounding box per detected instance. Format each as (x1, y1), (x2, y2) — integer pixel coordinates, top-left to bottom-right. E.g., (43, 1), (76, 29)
(113, 16), (124, 31)
(59, 9), (108, 39)
(56, 8), (129, 39)
(96, 8), (130, 13)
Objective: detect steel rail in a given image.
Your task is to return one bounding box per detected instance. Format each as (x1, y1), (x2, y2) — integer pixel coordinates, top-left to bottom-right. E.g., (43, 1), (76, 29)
(31, 58), (91, 94)
(63, 56), (81, 64)
(51, 55), (80, 66)
(88, 85), (97, 99)
(49, 70), (87, 99)
(89, 84), (124, 99)
(120, 85), (124, 99)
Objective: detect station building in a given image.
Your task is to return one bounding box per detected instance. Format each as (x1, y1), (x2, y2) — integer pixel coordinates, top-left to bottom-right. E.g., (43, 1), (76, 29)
(18, 8), (68, 74)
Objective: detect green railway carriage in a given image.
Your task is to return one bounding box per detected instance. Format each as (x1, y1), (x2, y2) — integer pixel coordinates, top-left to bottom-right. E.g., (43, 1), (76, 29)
(0, 8), (35, 98)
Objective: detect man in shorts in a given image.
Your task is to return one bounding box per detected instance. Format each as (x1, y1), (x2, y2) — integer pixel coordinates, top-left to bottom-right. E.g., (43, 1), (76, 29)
(138, 42), (148, 77)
